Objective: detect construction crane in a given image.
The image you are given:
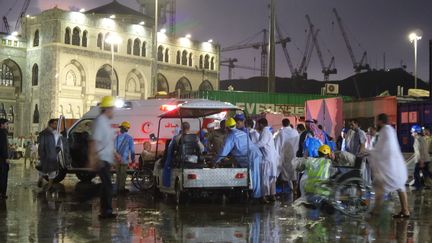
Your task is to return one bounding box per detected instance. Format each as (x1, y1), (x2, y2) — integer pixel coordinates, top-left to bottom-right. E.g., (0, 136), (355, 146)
(220, 58), (261, 80)
(1, 0), (17, 34)
(2, 17), (10, 34)
(305, 14), (337, 81)
(275, 18), (295, 76)
(221, 29), (290, 77)
(304, 30), (317, 76)
(293, 29), (316, 80)
(332, 8), (370, 73)
(14, 0), (31, 32)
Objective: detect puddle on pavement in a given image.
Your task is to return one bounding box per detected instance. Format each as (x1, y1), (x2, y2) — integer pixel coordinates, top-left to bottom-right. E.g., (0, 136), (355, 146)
(0, 161), (432, 242)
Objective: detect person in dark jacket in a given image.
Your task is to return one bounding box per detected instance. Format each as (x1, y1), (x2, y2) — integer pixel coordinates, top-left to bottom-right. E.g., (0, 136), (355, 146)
(296, 123), (314, 157)
(0, 118), (9, 199)
(37, 119), (60, 191)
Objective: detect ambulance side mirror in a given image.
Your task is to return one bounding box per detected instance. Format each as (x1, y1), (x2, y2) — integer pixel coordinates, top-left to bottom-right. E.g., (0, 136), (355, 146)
(150, 133), (157, 142)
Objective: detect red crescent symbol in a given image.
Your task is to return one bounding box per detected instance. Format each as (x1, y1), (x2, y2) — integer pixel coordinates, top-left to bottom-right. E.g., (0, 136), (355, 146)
(142, 121), (152, 134)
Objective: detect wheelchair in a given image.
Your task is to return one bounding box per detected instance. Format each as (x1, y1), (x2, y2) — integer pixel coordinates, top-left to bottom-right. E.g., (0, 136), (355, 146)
(308, 157), (375, 217)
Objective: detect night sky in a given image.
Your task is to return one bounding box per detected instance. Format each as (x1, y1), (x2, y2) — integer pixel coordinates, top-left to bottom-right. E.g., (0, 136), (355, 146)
(2, 0), (432, 82)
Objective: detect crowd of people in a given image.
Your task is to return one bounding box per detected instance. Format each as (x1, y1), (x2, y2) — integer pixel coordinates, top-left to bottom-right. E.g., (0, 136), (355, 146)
(192, 112), (422, 219)
(0, 95), (429, 221)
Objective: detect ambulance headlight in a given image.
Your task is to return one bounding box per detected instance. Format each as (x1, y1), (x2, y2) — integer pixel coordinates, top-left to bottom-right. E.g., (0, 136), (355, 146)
(115, 99), (125, 108)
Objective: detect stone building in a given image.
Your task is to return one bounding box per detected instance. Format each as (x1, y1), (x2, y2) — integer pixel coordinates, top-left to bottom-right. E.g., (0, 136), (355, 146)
(0, 0), (220, 137)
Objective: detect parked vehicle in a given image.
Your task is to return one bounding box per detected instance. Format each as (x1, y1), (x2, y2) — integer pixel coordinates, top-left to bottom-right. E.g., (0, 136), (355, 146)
(153, 99), (250, 204)
(54, 98), (198, 183)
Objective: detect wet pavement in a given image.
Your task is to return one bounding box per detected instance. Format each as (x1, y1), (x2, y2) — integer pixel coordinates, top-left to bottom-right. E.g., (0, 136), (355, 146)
(1, 159), (432, 242)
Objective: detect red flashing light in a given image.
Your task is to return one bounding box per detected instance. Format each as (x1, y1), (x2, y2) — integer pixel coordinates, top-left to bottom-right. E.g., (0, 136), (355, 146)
(187, 174), (197, 180)
(234, 231), (244, 238)
(235, 173), (245, 179)
(160, 104), (177, 112)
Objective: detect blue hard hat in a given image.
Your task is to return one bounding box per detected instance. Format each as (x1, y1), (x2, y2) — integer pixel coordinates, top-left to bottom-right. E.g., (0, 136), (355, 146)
(411, 125), (422, 134)
(234, 113), (245, 121)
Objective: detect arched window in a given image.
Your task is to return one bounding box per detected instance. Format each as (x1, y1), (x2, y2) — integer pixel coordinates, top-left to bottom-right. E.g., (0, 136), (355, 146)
(188, 53), (193, 67)
(127, 39), (132, 54)
(126, 78), (137, 92)
(0, 63), (14, 86)
(175, 77), (192, 92)
(65, 28), (71, 44)
(33, 104), (39, 124)
(0, 104), (6, 119)
(210, 57), (215, 70)
(199, 55), (203, 69)
(204, 55), (210, 69)
(95, 65), (116, 89)
(199, 80), (214, 91)
(164, 49), (169, 63)
(65, 70), (77, 86)
(133, 38), (141, 56)
(32, 64), (38, 86)
(141, 42), (146, 57)
(8, 105), (14, 123)
(104, 33), (111, 51)
(0, 59), (22, 91)
(82, 30), (87, 47)
(176, 51), (181, 64)
(33, 30), (39, 47)
(72, 27), (80, 46)
(181, 50), (188, 65)
(97, 33), (103, 49)
(157, 73), (169, 92)
(82, 30), (88, 47)
(157, 46), (164, 61)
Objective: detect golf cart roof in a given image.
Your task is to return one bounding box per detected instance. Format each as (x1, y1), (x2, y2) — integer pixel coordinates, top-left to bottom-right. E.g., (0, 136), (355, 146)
(159, 99), (240, 119)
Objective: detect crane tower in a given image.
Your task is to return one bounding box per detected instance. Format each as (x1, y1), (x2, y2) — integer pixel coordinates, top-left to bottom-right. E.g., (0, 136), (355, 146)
(136, 0), (176, 35)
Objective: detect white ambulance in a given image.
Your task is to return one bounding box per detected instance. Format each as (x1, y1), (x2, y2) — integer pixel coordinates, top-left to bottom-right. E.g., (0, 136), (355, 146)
(54, 98), (199, 183)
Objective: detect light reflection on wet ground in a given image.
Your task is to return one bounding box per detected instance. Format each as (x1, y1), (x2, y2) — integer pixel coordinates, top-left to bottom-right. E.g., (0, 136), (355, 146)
(0, 160), (431, 242)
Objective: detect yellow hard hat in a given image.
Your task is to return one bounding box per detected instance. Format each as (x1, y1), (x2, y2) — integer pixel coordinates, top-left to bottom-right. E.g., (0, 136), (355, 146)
(226, 118), (236, 128)
(99, 96), (115, 108)
(120, 121), (131, 129)
(318, 144), (331, 155)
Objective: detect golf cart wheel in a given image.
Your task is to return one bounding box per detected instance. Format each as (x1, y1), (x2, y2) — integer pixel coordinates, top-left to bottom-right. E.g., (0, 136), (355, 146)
(44, 168), (67, 183)
(76, 171), (96, 182)
(132, 169), (155, 191)
(333, 177), (374, 217)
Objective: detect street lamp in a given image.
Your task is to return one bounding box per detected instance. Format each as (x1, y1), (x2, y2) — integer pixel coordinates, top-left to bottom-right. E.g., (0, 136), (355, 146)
(152, 0), (159, 96)
(409, 32), (422, 89)
(105, 34), (122, 96)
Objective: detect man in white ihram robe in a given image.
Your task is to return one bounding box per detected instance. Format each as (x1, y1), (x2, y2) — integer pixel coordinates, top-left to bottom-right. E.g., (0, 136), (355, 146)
(368, 114), (410, 218)
(274, 119), (299, 190)
(255, 118), (279, 202)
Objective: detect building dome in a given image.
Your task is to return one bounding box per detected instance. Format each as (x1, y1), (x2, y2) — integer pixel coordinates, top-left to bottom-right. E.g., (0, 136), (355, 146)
(86, 0), (146, 17)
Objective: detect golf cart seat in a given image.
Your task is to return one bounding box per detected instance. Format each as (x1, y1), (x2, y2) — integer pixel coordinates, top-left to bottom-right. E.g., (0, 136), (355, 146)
(178, 134), (201, 163)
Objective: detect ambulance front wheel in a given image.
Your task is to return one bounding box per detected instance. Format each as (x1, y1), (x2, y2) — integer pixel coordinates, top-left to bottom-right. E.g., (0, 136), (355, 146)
(76, 171), (96, 182)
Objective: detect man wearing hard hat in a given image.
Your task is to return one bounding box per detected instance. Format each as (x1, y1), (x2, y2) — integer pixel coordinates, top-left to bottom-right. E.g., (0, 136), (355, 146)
(214, 117), (263, 199)
(89, 96), (119, 219)
(115, 121), (135, 194)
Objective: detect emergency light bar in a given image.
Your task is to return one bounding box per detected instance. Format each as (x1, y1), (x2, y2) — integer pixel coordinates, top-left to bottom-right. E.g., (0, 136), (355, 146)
(160, 104), (177, 112)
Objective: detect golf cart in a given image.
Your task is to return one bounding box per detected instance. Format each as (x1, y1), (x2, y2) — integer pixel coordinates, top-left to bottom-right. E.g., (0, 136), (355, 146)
(153, 100), (250, 204)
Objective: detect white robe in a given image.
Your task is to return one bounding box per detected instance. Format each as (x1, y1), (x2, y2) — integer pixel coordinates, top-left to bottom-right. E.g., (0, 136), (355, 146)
(274, 126), (299, 182)
(249, 129), (260, 144)
(369, 125), (408, 193)
(255, 126), (279, 196)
